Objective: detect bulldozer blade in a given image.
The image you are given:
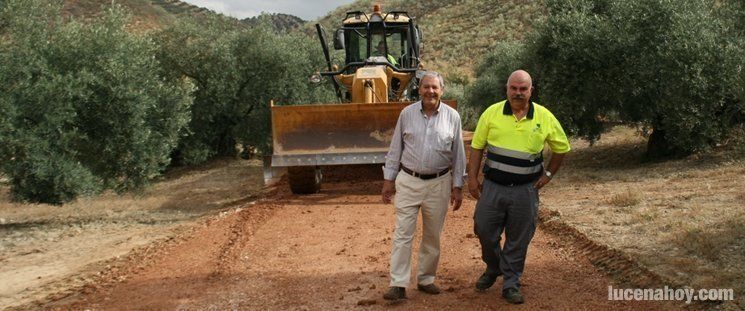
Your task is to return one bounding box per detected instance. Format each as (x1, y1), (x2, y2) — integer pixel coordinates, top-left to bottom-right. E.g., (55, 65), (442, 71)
(270, 101), (455, 167)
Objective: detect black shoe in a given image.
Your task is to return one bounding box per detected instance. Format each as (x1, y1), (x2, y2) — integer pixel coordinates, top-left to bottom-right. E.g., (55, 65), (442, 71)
(417, 283), (441, 295)
(475, 272), (499, 291)
(383, 286), (406, 300)
(502, 287), (525, 304)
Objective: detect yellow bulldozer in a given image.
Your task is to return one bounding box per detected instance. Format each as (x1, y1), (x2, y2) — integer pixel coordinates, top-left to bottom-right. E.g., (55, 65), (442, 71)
(265, 4), (454, 194)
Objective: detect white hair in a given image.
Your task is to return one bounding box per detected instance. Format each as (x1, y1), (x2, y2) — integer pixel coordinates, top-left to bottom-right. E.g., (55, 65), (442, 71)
(421, 71), (445, 89)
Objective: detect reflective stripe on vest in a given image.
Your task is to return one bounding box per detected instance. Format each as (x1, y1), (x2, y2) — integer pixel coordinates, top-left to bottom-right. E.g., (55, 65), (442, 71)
(487, 145), (542, 161)
(484, 159), (543, 174)
(485, 145), (543, 175)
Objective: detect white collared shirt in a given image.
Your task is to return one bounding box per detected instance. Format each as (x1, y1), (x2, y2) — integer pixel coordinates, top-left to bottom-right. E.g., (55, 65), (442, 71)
(382, 101), (467, 188)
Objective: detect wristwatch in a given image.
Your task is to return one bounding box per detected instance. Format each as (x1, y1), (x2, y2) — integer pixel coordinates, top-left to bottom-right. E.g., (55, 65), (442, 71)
(544, 170), (553, 179)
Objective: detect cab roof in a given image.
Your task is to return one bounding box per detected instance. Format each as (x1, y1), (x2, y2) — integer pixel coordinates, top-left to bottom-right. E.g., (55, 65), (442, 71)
(342, 5), (411, 25)
(342, 13), (411, 25)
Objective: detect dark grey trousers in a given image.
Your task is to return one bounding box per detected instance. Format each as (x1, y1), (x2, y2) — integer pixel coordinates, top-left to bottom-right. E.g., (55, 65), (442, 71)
(473, 179), (539, 290)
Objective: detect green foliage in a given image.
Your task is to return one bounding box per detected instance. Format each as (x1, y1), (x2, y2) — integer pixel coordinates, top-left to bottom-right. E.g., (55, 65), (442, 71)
(441, 80), (475, 129)
(464, 41), (534, 130)
(0, 0), (192, 204)
(154, 15), (335, 164)
(718, 0), (745, 120)
(468, 0), (743, 157)
(466, 41), (528, 113)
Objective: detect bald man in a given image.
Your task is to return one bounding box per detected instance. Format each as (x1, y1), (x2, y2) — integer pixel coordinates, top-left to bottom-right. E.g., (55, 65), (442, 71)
(467, 70), (571, 304)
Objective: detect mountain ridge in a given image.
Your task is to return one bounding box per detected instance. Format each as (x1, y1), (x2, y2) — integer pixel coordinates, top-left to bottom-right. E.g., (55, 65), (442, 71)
(243, 13), (305, 32)
(61, 0), (307, 32)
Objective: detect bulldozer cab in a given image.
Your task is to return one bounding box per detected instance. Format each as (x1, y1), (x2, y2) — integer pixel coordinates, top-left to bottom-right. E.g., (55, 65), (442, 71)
(316, 5), (422, 103)
(334, 9), (421, 73)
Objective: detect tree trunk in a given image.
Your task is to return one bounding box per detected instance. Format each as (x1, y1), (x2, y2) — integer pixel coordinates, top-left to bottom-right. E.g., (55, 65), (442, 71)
(646, 125), (685, 159)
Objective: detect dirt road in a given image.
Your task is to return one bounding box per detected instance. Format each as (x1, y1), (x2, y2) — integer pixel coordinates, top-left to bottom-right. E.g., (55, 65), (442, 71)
(41, 166), (673, 310)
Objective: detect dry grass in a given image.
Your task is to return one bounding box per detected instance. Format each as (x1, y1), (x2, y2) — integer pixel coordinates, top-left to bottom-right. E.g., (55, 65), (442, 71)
(542, 125), (745, 309)
(606, 190), (641, 207)
(630, 206), (660, 223)
(0, 158), (263, 224)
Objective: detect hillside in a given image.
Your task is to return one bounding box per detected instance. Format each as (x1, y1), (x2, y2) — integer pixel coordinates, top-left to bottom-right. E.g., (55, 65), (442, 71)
(243, 13), (306, 32)
(62, 0), (306, 32)
(313, 0), (545, 77)
(61, 0), (217, 29)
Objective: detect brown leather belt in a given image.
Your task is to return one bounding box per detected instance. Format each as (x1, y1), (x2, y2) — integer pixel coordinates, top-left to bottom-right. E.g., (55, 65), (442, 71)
(401, 165), (450, 180)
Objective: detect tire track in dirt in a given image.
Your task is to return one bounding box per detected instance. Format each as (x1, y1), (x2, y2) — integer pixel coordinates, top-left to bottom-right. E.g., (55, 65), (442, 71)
(37, 198), (279, 310)
(212, 206), (258, 277)
(538, 208), (722, 310)
(539, 208), (668, 287)
(39, 166), (682, 310)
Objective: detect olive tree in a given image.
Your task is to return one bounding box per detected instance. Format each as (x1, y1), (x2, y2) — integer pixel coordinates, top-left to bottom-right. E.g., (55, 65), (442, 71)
(154, 16), (335, 165)
(0, 1), (192, 203)
(468, 0), (743, 157)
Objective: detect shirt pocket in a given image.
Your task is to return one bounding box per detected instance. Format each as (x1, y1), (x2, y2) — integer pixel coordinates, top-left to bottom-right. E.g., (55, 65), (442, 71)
(403, 129), (414, 145)
(528, 125), (547, 148)
(436, 130), (454, 151)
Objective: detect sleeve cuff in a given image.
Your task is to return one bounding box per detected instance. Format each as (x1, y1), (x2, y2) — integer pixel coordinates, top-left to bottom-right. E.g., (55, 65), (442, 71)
(383, 166), (399, 181)
(551, 146), (571, 153)
(452, 178), (464, 188)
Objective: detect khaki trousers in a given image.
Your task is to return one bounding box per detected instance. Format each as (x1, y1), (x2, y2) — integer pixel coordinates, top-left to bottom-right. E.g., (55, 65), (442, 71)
(389, 171), (451, 287)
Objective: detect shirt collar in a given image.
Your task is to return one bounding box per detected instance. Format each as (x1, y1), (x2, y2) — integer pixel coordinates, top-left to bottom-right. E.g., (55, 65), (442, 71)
(419, 100), (442, 115)
(503, 100), (534, 119)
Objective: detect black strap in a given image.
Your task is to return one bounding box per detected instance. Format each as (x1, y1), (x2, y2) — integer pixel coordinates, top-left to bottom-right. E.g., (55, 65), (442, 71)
(401, 165), (450, 180)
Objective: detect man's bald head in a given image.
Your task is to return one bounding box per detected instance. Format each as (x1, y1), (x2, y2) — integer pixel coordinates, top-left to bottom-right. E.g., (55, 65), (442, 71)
(506, 69), (533, 106)
(507, 70), (532, 86)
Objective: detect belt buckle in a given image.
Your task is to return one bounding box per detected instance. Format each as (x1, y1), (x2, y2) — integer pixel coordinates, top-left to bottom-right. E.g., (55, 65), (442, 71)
(435, 169), (447, 178)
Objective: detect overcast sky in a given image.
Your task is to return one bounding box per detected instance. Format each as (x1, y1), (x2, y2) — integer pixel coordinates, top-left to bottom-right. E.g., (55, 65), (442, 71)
(181, 0), (357, 21)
